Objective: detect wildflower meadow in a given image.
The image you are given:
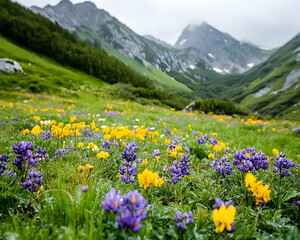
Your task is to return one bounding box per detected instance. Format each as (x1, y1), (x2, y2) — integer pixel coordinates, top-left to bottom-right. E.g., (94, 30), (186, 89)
(0, 91), (299, 239)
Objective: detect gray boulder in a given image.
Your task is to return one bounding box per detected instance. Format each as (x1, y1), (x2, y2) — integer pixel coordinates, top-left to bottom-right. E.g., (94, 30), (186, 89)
(0, 58), (23, 74)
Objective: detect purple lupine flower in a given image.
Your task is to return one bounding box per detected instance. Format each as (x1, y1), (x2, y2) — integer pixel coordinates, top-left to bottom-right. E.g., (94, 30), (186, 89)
(34, 146), (50, 162)
(121, 143), (138, 162)
(102, 140), (111, 150)
(274, 152), (295, 177)
(54, 149), (64, 158)
(101, 188), (122, 213)
(116, 190), (148, 233)
(297, 201), (300, 207)
(41, 131), (51, 141)
(184, 147), (190, 154)
(210, 155), (234, 178)
(94, 133), (102, 139)
(119, 143), (139, 184)
(165, 128), (171, 134)
(250, 150), (269, 170)
(169, 151), (191, 184)
(0, 154), (10, 175)
(13, 116), (20, 121)
(191, 130), (198, 135)
(113, 141), (119, 147)
(209, 138), (218, 146)
(293, 128), (299, 133)
(174, 210), (193, 229)
(197, 135), (207, 144)
(12, 141), (36, 170)
(224, 147), (231, 154)
(0, 154), (16, 177)
(233, 149), (254, 173)
(22, 169), (43, 193)
(152, 149), (161, 160)
(85, 129), (93, 137)
(163, 165), (168, 173)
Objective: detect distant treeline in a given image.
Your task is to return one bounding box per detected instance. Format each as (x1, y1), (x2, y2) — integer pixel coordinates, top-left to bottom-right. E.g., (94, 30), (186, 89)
(0, 0), (189, 109)
(193, 99), (248, 116)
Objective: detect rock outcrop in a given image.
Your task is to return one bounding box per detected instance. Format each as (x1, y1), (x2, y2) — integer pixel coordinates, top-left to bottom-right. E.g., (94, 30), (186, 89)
(0, 58), (23, 74)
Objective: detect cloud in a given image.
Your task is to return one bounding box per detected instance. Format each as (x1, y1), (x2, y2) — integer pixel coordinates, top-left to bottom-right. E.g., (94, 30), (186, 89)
(14, 0), (300, 48)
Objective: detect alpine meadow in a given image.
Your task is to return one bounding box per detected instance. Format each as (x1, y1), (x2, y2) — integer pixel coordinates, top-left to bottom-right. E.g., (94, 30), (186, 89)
(0, 0), (299, 239)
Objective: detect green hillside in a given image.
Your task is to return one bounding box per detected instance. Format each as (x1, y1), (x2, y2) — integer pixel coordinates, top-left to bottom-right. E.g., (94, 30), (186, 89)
(222, 35), (300, 120)
(74, 25), (192, 93)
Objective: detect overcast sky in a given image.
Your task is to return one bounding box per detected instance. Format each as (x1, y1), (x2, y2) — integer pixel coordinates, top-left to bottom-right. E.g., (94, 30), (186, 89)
(14, 0), (300, 48)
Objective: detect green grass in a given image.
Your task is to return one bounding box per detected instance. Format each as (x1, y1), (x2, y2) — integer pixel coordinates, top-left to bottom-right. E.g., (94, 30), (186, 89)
(0, 34), (106, 94)
(0, 30), (299, 240)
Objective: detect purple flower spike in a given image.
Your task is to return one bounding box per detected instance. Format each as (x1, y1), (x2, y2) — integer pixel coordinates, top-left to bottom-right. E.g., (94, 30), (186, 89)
(22, 169), (43, 193)
(101, 188), (122, 213)
(174, 210), (193, 229)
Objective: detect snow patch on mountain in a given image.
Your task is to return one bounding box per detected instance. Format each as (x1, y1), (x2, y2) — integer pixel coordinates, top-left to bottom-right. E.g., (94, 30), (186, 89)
(296, 53), (300, 62)
(247, 63), (254, 68)
(208, 53), (215, 59)
(253, 87), (271, 98)
(180, 39), (187, 46)
(189, 65), (195, 70)
(272, 69), (300, 94)
(213, 67), (223, 73)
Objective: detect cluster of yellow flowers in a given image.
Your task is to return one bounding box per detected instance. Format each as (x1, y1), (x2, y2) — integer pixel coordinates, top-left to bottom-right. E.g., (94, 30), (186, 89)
(211, 141), (227, 152)
(137, 168), (164, 190)
(97, 151), (109, 159)
(212, 205), (236, 233)
(167, 145), (183, 158)
(272, 148), (279, 156)
(245, 173), (271, 205)
(87, 142), (99, 151)
(78, 164), (94, 173)
(31, 125), (43, 136)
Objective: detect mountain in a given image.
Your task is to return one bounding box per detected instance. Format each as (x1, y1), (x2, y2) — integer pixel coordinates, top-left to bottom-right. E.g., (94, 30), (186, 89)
(31, 0), (191, 73)
(144, 35), (172, 48)
(30, 0), (272, 76)
(223, 34), (300, 120)
(174, 22), (273, 73)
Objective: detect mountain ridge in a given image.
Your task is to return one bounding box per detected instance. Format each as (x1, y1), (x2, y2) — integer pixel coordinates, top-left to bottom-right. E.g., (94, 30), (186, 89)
(30, 0), (273, 74)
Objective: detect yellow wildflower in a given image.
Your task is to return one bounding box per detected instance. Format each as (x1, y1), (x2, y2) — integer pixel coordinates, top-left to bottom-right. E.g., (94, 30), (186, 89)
(78, 165), (85, 173)
(31, 125), (43, 136)
(170, 151), (177, 158)
(33, 116), (40, 122)
(51, 125), (62, 137)
(103, 134), (112, 140)
(85, 164), (94, 172)
(71, 116), (77, 123)
(97, 151), (109, 159)
(138, 168), (163, 190)
(245, 173), (271, 205)
(23, 129), (30, 135)
(164, 139), (171, 145)
(212, 205), (236, 233)
(272, 149), (279, 156)
(77, 142), (84, 148)
(208, 153), (215, 159)
(174, 145), (182, 152)
(90, 120), (96, 129)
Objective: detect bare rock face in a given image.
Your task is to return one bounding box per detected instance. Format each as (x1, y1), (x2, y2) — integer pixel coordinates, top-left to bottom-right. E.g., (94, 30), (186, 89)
(0, 58), (23, 74)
